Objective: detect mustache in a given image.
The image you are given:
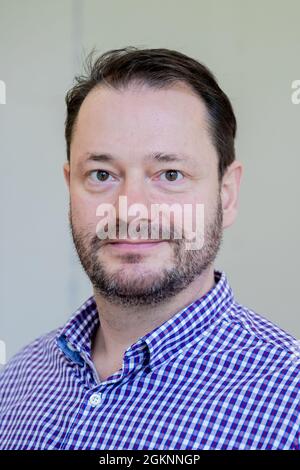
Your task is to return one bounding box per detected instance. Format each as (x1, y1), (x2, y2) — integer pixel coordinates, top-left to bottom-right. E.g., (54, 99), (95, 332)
(94, 218), (184, 246)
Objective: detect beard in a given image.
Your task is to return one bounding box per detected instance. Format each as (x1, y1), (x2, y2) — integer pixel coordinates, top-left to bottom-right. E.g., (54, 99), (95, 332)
(69, 195), (223, 307)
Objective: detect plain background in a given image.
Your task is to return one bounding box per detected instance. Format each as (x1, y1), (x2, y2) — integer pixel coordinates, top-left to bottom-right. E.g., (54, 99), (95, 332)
(0, 0), (299, 362)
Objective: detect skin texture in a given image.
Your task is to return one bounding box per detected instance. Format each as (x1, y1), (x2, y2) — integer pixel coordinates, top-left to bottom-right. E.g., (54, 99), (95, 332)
(63, 81), (242, 381)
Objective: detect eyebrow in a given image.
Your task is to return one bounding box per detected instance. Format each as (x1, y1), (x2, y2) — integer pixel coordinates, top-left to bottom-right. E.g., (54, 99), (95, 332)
(80, 151), (189, 167)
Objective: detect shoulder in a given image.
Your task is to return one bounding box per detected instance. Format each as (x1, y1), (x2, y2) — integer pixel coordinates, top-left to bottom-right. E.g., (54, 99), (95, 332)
(227, 300), (300, 362)
(215, 300), (300, 402)
(0, 328), (61, 395)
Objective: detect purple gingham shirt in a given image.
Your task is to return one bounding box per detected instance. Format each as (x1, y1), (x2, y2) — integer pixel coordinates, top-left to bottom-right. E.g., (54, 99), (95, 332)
(0, 270), (299, 450)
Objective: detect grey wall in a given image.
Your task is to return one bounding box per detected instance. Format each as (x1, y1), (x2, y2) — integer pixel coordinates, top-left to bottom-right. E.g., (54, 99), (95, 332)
(1, 0), (299, 363)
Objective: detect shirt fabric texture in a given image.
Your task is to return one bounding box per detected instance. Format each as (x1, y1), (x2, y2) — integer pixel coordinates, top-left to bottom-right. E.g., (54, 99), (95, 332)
(0, 270), (299, 450)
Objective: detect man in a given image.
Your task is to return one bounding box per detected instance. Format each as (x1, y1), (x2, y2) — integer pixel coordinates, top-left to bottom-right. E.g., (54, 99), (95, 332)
(0, 47), (299, 450)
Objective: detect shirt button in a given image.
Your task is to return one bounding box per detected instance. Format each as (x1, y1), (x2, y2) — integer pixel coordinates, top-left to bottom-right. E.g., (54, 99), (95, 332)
(89, 392), (102, 407)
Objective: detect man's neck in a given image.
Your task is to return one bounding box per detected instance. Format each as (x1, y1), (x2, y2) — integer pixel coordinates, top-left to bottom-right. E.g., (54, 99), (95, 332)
(91, 265), (215, 381)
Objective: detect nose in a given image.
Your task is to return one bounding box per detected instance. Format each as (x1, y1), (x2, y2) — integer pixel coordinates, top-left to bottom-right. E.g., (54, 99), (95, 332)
(115, 173), (151, 225)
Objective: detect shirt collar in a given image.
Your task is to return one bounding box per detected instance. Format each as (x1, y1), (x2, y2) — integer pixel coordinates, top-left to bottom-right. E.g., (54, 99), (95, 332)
(56, 270), (234, 372)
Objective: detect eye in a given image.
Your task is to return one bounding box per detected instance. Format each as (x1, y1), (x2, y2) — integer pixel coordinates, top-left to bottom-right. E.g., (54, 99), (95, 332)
(159, 170), (184, 182)
(89, 170), (114, 183)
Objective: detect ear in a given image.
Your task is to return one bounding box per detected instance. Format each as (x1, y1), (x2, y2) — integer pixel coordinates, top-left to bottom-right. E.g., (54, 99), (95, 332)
(220, 160), (243, 229)
(63, 161), (70, 190)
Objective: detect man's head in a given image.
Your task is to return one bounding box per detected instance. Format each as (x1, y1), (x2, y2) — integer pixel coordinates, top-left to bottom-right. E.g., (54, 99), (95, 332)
(63, 47), (242, 307)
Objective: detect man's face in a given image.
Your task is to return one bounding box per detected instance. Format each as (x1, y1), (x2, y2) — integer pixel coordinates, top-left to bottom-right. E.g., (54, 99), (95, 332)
(64, 82), (223, 306)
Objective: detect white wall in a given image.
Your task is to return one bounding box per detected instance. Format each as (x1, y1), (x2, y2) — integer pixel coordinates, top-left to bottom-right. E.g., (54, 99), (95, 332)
(1, 0), (299, 363)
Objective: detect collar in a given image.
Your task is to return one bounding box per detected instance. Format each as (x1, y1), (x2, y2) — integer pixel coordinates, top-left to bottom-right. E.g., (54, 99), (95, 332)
(56, 270), (234, 372)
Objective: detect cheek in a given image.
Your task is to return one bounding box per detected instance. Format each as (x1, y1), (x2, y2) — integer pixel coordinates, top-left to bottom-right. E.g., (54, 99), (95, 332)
(70, 193), (99, 229)
(181, 191), (218, 236)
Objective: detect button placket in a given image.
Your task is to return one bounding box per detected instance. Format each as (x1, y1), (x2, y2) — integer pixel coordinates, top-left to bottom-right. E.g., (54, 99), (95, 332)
(89, 392), (102, 407)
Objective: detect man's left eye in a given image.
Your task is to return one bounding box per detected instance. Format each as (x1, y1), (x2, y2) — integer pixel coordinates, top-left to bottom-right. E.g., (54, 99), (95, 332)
(159, 170), (184, 182)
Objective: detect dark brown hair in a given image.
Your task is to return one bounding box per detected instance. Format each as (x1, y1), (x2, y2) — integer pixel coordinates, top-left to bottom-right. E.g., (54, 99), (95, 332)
(65, 47), (237, 180)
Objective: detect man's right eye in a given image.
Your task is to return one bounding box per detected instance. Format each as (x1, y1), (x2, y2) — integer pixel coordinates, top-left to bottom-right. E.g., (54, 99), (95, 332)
(89, 170), (112, 182)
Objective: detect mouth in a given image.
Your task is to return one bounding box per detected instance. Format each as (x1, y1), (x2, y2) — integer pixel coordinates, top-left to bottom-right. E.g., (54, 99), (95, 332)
(104, 240), (168, 252)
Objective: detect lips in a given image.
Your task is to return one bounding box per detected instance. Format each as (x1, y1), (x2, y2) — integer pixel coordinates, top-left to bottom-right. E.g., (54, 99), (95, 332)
(108, 240), (163, 244)
(105, 240), (167, 252)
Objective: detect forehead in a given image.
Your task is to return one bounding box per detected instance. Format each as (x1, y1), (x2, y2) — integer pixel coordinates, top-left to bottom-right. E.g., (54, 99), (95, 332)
(70, 81), (215, 166)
